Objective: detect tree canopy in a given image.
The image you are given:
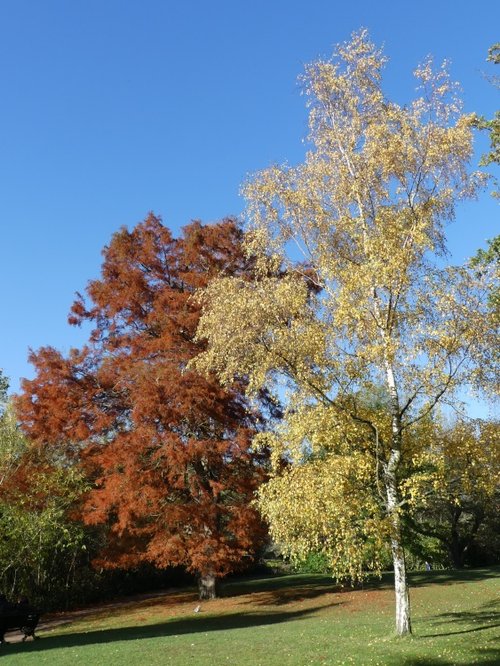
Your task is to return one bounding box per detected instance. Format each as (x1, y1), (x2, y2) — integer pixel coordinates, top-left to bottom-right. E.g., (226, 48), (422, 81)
(192, 31), (498, 634)
(16, 215), (268, 598)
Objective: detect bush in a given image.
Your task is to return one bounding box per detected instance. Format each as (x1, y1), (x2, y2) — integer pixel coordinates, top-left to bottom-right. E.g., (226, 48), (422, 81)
(291, 552), (331, 574)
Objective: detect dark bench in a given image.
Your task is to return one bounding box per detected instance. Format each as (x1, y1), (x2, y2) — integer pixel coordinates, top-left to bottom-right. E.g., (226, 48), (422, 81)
(0, 610), (40, 643)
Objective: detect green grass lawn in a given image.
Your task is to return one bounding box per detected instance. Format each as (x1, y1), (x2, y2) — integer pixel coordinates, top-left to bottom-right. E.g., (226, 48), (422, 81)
(1, 568), (499, 665)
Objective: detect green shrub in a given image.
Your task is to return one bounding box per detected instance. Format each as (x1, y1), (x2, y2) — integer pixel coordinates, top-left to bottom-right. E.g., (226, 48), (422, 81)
(291, 552), (331, 574)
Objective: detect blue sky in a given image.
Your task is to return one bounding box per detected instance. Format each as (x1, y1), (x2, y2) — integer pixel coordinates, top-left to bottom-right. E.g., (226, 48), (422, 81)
(0, 0), (498, 408)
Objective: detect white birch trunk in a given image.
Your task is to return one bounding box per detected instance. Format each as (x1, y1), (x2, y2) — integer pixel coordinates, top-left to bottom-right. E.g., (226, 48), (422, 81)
(386, 457), (412, 636)
(384, 357), (412, 636)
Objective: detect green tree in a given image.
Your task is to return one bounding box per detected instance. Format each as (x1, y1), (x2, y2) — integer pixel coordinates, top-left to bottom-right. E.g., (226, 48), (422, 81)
(0, 403), (89, 607)
(474, 43), (500, 195)
(192, 31), (498, 636)
(471, 235), (500, 321)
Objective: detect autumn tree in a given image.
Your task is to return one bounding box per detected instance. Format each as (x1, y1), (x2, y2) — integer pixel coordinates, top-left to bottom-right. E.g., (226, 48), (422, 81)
(16, 215), (268, 599)
(192, 31), (498, 634)
(405, 417), (500, 568)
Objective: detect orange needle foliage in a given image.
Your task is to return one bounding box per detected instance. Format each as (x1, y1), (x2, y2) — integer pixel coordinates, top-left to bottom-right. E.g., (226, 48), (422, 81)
(16, 214), (268, 596)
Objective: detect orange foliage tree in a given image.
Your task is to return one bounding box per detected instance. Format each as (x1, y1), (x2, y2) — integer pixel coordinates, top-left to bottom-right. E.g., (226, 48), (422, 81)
(16, 214), (268, 598)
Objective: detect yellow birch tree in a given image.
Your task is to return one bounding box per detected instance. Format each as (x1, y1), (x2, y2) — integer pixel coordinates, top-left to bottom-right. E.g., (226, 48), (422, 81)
(192, 31), (498, 636)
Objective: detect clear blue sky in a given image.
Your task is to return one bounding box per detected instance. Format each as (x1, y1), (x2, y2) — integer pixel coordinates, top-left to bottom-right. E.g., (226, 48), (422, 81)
(0, 1), (498, 408)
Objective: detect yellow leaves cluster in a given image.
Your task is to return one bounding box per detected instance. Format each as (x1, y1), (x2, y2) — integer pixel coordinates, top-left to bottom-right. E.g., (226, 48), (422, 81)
(251, 400), (393, 581)
(257, 451), (388, 582)
(240, 31), (483, 334)
(192, 272), (328, 397)
(403, 418), (500, 511)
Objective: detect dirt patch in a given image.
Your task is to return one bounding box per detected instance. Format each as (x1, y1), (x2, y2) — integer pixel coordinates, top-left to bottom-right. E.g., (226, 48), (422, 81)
(343, 588), (392, 613)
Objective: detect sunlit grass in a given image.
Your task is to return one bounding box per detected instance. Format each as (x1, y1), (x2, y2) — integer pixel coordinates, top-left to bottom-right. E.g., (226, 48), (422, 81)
(1, 568), (499, 665)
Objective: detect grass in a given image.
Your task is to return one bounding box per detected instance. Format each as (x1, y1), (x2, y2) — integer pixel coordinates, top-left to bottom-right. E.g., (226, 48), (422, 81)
(1, 567), (499, 665)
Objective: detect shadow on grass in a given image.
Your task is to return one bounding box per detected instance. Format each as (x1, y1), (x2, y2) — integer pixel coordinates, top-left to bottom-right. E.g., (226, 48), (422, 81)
(222, 573), (336, 595)
(349, 566), (500, 592)
(210, 567), (500, 613)
(421, 598), (500, 638)
(0, 605), (324, 656)
(223, 574), (339, 606)
(400, 655), (500, 666)
(27, 590), (202, 633)
(408, 566), (500, 587)
(408, 597), (500, 664)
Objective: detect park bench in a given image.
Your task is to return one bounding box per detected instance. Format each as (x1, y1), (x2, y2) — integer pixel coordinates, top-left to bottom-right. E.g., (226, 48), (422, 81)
(0, 608), (40, 643)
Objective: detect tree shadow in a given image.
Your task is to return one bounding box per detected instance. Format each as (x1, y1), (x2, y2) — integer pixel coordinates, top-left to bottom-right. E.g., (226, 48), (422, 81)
(408, 566), (500, 588)
(29, 589), (201, 634)
(0, 605), (319, 656)
(222, 574), (339, 606)
(400, 655), (500, 666)
(221, 567), (500, 605)
(14, 576), (336, 639)
(420, 598), (500, 638)
(221, 573), (336, 596)
(349, 566), (500, 592)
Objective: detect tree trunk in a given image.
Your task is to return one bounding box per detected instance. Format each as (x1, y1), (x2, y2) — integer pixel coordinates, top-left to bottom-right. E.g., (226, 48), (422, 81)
(388, 497), (412, 636)
(198, 572), (218, 600)
(450, 514), (465, 569)
(385, 459), (412, 636)
(449, 506), (484, 569)
(382, 358), (412, 636)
